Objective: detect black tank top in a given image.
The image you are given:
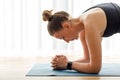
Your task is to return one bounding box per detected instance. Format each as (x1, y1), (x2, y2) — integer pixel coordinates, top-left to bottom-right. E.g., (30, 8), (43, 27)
(84, 3), (120, 37)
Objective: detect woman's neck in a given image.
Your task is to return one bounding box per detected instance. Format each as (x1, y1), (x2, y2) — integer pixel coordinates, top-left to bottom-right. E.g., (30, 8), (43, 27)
(71, 18), (84, 32)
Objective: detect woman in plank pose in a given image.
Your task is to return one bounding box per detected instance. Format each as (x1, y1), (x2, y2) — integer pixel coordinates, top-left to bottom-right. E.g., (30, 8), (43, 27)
(42, 3), (120, 73)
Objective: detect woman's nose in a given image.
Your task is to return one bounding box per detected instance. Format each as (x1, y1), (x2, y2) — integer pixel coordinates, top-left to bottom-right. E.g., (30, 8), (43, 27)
(63, 39), (69, 43)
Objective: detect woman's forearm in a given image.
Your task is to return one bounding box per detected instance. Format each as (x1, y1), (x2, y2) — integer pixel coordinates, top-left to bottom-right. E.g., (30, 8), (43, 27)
(74, 58), (90, 63)
(71, 61), (100, 74)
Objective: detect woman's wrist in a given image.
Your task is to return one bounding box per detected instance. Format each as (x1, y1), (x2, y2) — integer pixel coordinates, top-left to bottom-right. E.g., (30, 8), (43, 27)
(66, 61), (72, 70)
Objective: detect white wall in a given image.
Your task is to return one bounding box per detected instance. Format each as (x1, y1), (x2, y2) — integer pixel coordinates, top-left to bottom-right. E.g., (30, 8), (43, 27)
(0, 0), (120, 57)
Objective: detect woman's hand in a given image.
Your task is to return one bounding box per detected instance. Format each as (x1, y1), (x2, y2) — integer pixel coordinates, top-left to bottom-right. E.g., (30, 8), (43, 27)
(51, 55), (68, 70)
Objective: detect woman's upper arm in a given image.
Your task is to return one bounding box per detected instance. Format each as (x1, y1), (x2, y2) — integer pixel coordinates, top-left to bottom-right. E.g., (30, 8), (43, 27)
(84, 23), (102, 72)
(83, 11), (102, 70)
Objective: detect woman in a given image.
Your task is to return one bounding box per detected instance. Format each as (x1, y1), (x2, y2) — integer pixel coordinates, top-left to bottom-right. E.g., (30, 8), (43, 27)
(42, 3), (120, 73)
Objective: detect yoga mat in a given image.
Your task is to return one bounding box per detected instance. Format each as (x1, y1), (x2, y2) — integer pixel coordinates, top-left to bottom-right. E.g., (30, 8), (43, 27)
(26, 63), (120, 77)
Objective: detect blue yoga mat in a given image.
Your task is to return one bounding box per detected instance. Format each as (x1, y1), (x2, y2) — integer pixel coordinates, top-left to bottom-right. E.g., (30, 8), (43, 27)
(26, 63), (120, 76)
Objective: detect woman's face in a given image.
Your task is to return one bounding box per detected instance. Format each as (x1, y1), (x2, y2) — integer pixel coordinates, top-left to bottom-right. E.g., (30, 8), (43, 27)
(53, 22), (79, 43)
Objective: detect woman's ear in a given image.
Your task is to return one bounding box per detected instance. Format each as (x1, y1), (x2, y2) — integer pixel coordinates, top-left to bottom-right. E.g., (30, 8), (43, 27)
(62, 21), (70, 29)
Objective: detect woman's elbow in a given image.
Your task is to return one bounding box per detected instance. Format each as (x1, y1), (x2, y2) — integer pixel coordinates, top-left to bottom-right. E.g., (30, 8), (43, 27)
(90, 64), (101, 74)
(90, 67), (101, 74)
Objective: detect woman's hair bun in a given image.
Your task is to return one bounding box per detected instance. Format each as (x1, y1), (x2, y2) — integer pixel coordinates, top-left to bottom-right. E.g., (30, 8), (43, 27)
(42, 10), (53, 21)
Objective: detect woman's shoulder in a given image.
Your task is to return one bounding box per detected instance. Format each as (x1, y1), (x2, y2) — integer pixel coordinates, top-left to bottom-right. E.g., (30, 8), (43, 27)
(80, 8), (107, 36)
(81, 8), (106, 26)
(81, 8), (105, 20)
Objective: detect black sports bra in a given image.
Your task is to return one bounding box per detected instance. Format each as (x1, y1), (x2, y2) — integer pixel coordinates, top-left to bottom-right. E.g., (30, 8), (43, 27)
(84, 3), (120, 37)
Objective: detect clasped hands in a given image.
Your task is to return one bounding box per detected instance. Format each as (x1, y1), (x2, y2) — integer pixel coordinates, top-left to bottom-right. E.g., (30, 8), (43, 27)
(51, 55), (68, 70)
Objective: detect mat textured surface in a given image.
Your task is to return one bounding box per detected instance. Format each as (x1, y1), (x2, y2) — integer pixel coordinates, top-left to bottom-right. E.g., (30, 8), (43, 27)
(26, 63), (120, 76)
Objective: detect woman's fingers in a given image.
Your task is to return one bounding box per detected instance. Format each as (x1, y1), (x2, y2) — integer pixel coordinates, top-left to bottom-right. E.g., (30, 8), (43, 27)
(51, 62), (57, 70)
(52, 56), (59, 61)
(51, 61), (57, 64)
(52, 55), (66, 61)
(51, 64), (56, 67)
(51, 60), (57, 67)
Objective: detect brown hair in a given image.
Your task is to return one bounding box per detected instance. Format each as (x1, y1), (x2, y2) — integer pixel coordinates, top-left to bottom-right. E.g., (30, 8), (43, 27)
(42, 10), (69, 36)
